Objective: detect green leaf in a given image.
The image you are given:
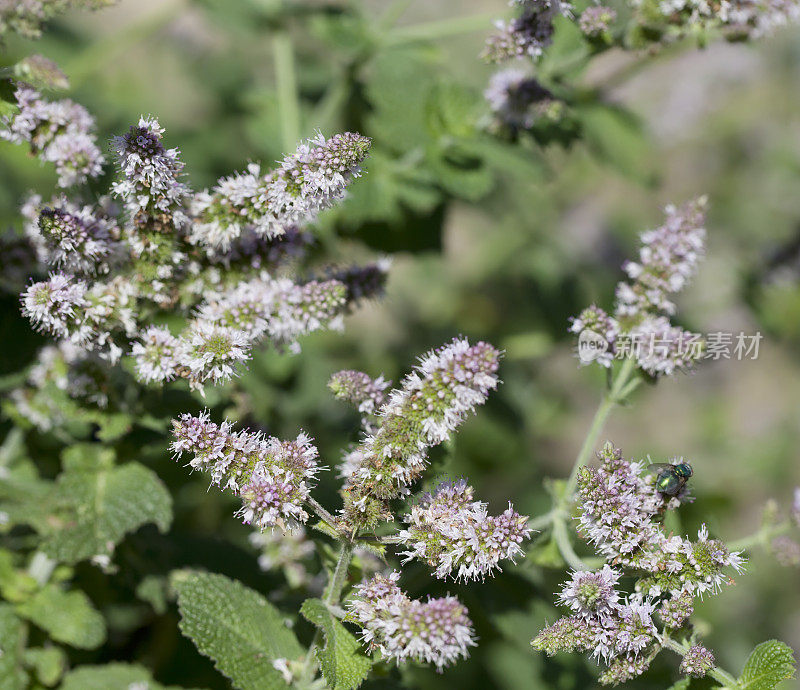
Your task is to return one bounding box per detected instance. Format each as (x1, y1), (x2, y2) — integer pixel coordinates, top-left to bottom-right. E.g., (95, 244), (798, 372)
(22, 647), (67, 687)
(136, 574), (169, 615)
(0, 604), (27, 690)
(425, 82), (480, 140)
(300, 598), (371, 690)
(60, 662), (205, 690)
(738, 640), (797, 689)
(579, 104), (652, 181)
(365, 48), (435, 151)
(16, 585), (105, 649)
(39, 445), (172, 564)
(665, 679), (691, 690)
(172, 570), (302, 690)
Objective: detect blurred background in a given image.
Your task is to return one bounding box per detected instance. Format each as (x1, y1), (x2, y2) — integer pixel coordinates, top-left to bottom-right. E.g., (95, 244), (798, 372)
(1, 0), (799, 688)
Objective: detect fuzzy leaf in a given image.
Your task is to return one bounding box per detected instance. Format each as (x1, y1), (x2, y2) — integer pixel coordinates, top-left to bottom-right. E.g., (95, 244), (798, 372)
(172, 570), (302, 690)
(23, 647), (67, 687)
(60, 662), (204, 690)
(300, 598), (371, 690)
(39, 445), (172, 564)
(0, 604), (27, 690)
(16, 585), (105, 649)
(738, 640), (797, 689)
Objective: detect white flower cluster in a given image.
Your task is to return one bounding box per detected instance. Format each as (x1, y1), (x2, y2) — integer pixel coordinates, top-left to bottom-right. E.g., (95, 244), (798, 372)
(570, 198), (708, 377)
(11, 101), (377, 387)
(131, 275), (347, 391)
(396, 479), (531, 581)
(171, 412), (321, 530)
(342, 338), (501, 527)
(347, 571), (476, 670)
(648, 0), (800, 38)
(1, 85), (104, 187)
(189, 131), (371, 252)
(483, 0), (570, 63)
(577, 444), (745, 600)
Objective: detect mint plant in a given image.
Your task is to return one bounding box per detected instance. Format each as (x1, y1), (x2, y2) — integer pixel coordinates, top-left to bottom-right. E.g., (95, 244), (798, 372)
(0, 1), (798, 689)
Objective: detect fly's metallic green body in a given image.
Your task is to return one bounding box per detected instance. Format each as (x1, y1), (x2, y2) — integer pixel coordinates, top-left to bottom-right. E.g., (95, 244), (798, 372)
(650, 461), (693, 496)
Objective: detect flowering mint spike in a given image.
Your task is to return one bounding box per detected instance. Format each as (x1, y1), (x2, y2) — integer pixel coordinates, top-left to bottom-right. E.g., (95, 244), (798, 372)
(129, 276), (348, 389)
(327, 258), (391, 305)
(328, 370), (390, 416)
(22, 272), (138, 363)
(680, 644), (715, 677)
(482, 0), (568, 63)
(190, 131), (371, 252)
(395, 479), (531, 581)
(343, 338), (501, 528)
(627, 315), (704, 376)
(1, 85), (104, 187)
(1, 1), (113, 39)
(615, 197), (707, 321)
(171, 412), (320, 530)
(193, 275), (347, 347)
(182, 322), (251, 391)
(110, 116), (190, 229)
(130, 325), (186, 384)
(657, 591), (693, 629)
(577, 442), (746, 596)
(21, 272), (88, 341)
(569, 198), (707, 376)
(557, 566), (622, 621)
(36, 201), (119, 275)
(484, 69), (561, 133)
(578, 5), (616, 37)
(347, 571), (476, 670)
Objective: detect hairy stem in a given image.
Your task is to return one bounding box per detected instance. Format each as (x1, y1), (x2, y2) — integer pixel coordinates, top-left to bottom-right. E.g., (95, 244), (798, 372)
(562, 357), (639, 508)
(729, 519), (792, 553)
(662, 637), (740, 688)
(552, 516), (591, 570)
(307, 496), (340, 531)
(303, 540), (355, 681)
(273, 31), (301, 152)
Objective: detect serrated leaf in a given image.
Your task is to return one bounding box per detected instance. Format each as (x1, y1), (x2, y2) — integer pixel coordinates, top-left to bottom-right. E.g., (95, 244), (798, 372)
(665, 679), (691, 690)
(0, 604), (27, 690)
(738, 640), (797, 689)
(301, 598), (371, 690)
(38, 445), (172, 564)
(16, 585), (105, 649)
(23, 647), (67, 687)
(172, 570), (302, 690)
(60, 662), (205, 690)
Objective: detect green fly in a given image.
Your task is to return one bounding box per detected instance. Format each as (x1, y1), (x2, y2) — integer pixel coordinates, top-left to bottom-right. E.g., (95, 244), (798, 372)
(649, 461), (693, 496)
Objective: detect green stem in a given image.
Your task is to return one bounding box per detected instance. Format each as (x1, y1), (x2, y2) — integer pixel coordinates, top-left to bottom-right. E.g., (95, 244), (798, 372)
(728, 519), (792, 553)
(552, 516), (591, 570)
(561, 357), (638, 508)
(662, 637), (740, 688)
(302, 541), (354, 681)
(307, 496), (340, 532)
(385, 13), (497, 46)
(273, 32), (301, 152)
(324, 541), (354, 606)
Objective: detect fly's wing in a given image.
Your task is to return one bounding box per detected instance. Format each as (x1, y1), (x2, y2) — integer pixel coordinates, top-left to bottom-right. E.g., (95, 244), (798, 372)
(645, 463), (674, 474)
